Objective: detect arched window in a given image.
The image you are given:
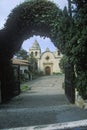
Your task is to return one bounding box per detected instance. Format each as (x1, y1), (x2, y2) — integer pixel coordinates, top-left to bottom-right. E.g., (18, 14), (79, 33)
(58, 51), (60, 55)
(35, 51), (38, 56)
(45, 56), (50, 60)
(31, 52), (33, 56)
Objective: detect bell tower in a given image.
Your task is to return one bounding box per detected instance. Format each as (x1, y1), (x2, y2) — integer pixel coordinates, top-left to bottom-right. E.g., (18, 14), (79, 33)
(29, 40), (41, 59)
(29, 40), (41, 72)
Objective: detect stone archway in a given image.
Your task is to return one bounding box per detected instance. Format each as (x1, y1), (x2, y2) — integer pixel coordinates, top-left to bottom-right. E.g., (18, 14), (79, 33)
(0, 0), (65, 102)
(45, 66), (51, 75)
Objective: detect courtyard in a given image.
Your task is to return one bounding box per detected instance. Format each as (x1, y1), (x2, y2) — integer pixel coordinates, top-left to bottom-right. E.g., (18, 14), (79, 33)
(0, 75), (87, 129)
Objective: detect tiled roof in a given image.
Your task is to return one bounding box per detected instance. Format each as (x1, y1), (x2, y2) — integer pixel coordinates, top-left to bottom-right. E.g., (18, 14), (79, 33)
(12, 59), (29, 66)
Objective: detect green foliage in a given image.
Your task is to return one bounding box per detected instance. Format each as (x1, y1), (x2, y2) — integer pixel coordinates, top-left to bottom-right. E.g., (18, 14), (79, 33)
(67, 1), (87, 98)
(21, 85), (29, 91)
(4, 0), (63, 55)
(20, 73), (28, 83)
(73, 0), (87, 9)
(29, 54), (37, 72)
(59, 55), (69, 73)
(0, 0), (87, 101)
(32, 71), (44, 79)
(53, 72), (62, 75)
(58, 1), (87, 98)
(15, 48), (28, 60)
(76, 71), (87, 99)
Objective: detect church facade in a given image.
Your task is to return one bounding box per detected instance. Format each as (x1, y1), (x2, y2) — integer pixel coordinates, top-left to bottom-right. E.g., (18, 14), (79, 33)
(29, 40), (63, 75)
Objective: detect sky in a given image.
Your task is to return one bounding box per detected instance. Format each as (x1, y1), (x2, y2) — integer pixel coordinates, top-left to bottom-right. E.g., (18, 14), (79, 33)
(0, 0), (68, 52)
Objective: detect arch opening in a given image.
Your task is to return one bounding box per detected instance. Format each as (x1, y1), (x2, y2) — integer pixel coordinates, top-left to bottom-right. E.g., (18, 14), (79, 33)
(0, 0), (64, 103)
(22, 35), (57, 53)
(45, 66), (51, 75)
(1, 0), (63, 59)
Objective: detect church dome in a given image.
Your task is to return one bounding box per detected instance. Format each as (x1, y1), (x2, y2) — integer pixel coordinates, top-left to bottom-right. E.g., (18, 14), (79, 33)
(31, 40), (41, 50)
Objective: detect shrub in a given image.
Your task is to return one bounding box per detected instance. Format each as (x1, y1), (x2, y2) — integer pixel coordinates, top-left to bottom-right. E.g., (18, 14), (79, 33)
(76, 71), (87, 99)
(21, 85), (29, 91)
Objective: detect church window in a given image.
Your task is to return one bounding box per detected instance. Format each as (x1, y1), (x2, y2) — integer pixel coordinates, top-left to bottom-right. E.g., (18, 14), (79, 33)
(58, 51), (60, 55)
(35, 51), (38, 56)
(45, 56), (50, 60)
(31, 52), (33, 56)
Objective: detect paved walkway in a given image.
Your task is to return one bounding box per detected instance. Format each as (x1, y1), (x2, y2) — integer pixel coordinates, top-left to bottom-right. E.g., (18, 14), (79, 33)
(0, 75), (87, 130)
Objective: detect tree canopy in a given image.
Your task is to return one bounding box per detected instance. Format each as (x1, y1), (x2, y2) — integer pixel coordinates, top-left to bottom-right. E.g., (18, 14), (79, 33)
(15, 48), (28, 60)
(59, 0), (87, 98)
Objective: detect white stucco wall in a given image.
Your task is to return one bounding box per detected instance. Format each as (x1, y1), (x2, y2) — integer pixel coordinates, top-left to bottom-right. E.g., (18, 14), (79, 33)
(20, 66), (28, 74)
(29, 41), (63, 75)
(39, 51), (62, 75)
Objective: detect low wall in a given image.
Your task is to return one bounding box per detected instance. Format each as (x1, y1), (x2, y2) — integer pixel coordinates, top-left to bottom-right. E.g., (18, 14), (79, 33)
(75, 89), (87, 109)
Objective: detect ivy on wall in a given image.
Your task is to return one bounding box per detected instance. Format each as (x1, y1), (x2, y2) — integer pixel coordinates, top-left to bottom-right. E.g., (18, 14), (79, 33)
(0, 0), (87, 101)
(3, 0), (64, 57)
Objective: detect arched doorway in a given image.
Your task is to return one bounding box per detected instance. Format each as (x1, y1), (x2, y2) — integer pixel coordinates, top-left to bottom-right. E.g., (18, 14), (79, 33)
(45, 66), (51, 75)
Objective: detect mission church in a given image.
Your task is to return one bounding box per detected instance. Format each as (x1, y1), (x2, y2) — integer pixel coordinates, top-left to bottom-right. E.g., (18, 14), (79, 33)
(29, 40), (63, 75)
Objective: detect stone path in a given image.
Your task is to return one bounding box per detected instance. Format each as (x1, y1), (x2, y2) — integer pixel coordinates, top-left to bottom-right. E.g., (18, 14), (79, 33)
(0, 75), (87, 130)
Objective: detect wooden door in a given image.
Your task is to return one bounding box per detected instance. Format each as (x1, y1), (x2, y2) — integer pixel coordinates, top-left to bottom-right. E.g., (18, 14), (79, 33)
(45, 66), (51, 75)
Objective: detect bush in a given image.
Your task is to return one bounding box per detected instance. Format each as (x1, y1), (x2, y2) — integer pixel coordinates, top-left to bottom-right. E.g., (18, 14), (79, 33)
(76, 71), (87, 99)
(53, 72), (62, 75)
(20, 73), (29, 83)
(59, 55), (69, 73)
(21, 85), (29, 91)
